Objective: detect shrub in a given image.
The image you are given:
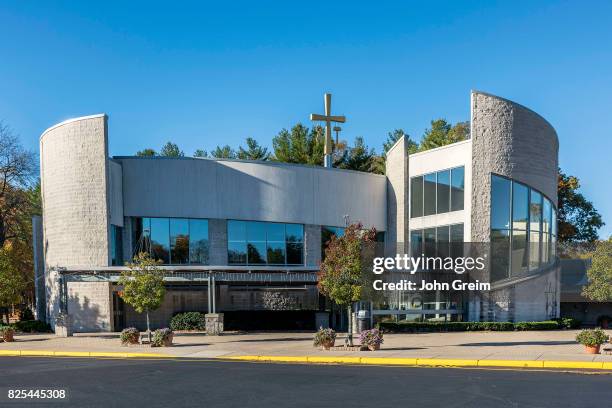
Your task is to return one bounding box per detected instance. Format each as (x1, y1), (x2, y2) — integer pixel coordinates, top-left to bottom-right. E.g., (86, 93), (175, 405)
(553, 317), (581, 329)
(313, 327), (336, 347)
(576, 329), (609, 347)
(514, 321), (560, 331)
(12, 320), (52, 333)
(359, 328), (384, 347)
(151, 328), (173, 347)
(170, 312), (206, 331)
(378, 320), (562, 333)
(120, 327), (140, 345)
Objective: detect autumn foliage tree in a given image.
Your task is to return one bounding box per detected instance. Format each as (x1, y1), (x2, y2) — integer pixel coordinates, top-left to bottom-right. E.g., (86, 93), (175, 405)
(318, 223), (376, 345)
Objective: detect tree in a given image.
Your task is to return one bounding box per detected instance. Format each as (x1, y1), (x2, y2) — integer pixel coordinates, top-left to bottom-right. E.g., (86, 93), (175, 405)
(557, 169), (604, 242)
(419, 119), (469, 151)
(382, 129), (418, 155)
(237, 138), (270, 161)
(193, 149), (208, 158)
(337, 137), (376, 173)
(118, 252), (165, 342)
(582, 239), (612, 302)
(0, 122), (37, 248)
(136, 148), (157, 157)
(318, 223), (376, 345)
(0, 247), (27, 324)
(271, 123), (325, 165)
(211, 145), (236, 159)
(160, 142), (184, 157)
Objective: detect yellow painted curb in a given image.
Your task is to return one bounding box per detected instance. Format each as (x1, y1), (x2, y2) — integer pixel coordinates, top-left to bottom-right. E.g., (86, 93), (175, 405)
(0, 350), (171, 359)
(360, 357), (417, 365)
(543, 361), (604, 370)
(225, 355), (261, 361)
(264, 356), (309, 363)
(477, 359), (544, 368)
(417, 358), (479, 367)
(307, 356), (362, 364)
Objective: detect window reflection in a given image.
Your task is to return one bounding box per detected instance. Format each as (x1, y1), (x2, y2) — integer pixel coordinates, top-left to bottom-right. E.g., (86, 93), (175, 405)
(229, 220), (304, 265)
(411, 166), (464, 218)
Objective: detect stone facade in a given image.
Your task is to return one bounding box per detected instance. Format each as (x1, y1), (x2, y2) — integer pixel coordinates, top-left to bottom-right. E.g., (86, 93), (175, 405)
(67, 282), (113, 332)
(385, 136), (409, 255)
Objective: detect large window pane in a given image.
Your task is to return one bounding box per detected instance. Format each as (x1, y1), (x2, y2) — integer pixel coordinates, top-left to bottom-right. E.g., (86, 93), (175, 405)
(491, 175), (511, 230)
(450, 167), (465, 211)
(552, 208), (557, 236)
(436, 225), (450, 258)
(411, 176), (423, 218)
(423, 173), (437, 216)
(491, 229), (510, 281)
(267, 241), (285, 264)
(529, 231), (541, 270)
(424, 228), (436, 257)
(228, 220), (246, 242)
(111, 225), (123, 266)
(150, 218), (170, 264)
(228, 241), (247, 264)
(266, 223), (285, 242)
(436, 170), (450, 214)
(530, 191), (542, 232)
(450, 224), (464, 242)
(287, 243), (303, 265)
(511, 230), (528, 275)
(247, 221), (266, 242)
(286, 224), (304, 243)
(543, 198), (552, 235)
(512, 182), (529, 230)
(410, 230), (423, 256)
(542, 232), (550, 265)
(247, 242), (266, 264)
(189, 219), (209, 264)
(170, 218), (189, 264)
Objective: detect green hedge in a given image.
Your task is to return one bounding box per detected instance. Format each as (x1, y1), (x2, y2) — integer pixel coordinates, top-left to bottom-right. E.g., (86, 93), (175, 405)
(379, 320), (564, 333)
(170, 312), (206, 331)
(11, 320), (52, 333)
(553, 317), (581, 329)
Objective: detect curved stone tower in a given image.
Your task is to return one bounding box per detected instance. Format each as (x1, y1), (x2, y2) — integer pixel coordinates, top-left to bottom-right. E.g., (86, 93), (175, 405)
(470, 91), (559, 242)
(40, 114), (111, 268)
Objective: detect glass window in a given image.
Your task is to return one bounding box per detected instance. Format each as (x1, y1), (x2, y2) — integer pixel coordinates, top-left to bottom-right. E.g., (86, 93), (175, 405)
(512, 182), (529, 230)
(424, 228), (436, 257)
(450, 224), (464, 242)
(150, 218), (170, 264)
(436, 225), (450, 258)
(170, 218), (189, 264)
(529, 230), (541, 270)
(247, 242), (267, 264)
(267, 241), (286, 264)
(542, 232), (550, 265)
(410, 176), (423, 218)
(189, 219), (209, 264)
(552, 208), (557, 237)
(423, 174), (437, 216)
(287, 242), (303, 265)
(247, 221), (266, 243)
(530, 191), (542, 232)
(436, 170), (450, 214)
(228, 220), (247, 242)
(286, 224), (304, 243)
(511, 230), (528, 275)
(228, 241), (247, 264)
(491, 175), (511, 230)
(450, 167), (465, 212)
(542, 198), (552, 235)
(111, 225), (123, 266)
(410, 230), (423, 256)
(491, 229), (510, 281)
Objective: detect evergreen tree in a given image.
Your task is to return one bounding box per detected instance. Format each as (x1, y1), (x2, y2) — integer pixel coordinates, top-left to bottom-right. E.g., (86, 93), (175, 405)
(237, 137), (270, 161)
(136, 148), (157, 157)
(160, 142), (184, 157)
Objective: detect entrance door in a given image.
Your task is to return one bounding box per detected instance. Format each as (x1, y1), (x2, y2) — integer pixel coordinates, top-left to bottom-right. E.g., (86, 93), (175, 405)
(112, 292), (126, 332)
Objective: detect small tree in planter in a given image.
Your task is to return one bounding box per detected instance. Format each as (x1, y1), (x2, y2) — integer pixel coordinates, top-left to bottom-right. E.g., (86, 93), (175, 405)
(120, 327), (140, 346)
(151, 328), (173, 347)
(313, 327), (336, 350)
(118, 252), (165, 344)
(359, 328), (384, 351)
(575, 328), (609, 354)
(0, 326), (15, 342)
(318, 223), (376, 346)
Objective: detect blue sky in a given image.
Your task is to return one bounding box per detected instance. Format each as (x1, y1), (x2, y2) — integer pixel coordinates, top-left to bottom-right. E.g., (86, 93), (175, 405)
(1, 1), (611, 237)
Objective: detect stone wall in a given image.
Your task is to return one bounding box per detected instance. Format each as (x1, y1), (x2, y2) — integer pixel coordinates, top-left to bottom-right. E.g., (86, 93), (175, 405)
(209, 218), (228, 265)
(67, 282), (113, 332)
(385, 136), (409, 255)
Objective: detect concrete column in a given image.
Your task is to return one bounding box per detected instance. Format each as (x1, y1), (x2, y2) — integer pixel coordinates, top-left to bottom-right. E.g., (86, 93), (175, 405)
(304, 224), (321, 266)
(209, 219), (227, 265)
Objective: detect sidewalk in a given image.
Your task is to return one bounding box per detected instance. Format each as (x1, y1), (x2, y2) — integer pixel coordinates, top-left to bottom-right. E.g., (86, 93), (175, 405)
(2, 330), (612, 369)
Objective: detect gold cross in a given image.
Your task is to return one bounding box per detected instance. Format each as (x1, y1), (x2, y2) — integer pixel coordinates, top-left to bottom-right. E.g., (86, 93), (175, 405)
(310, 93), (346, 156)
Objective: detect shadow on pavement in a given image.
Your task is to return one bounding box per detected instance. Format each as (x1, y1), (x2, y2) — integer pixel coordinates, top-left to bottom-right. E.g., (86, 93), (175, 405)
(459, 341), (576, 347)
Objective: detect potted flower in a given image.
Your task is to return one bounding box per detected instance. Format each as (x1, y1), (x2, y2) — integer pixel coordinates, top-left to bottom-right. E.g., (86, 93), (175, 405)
(313, 327), (336, 350)
(151, 328), (173, 347)
(120, 327), (140, 346)
(575, 328), (609, 354)
(0, 326), (15, 342)
(359, 328), (384, 351)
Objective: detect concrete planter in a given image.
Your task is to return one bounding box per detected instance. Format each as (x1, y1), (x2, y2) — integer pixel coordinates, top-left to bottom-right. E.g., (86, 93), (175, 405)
(1, 329), (15, 342)
(321, 339), (335, 350)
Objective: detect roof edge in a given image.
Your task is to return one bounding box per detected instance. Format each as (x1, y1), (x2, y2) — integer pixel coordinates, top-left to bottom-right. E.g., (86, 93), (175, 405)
(40, 114), (107, 141)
